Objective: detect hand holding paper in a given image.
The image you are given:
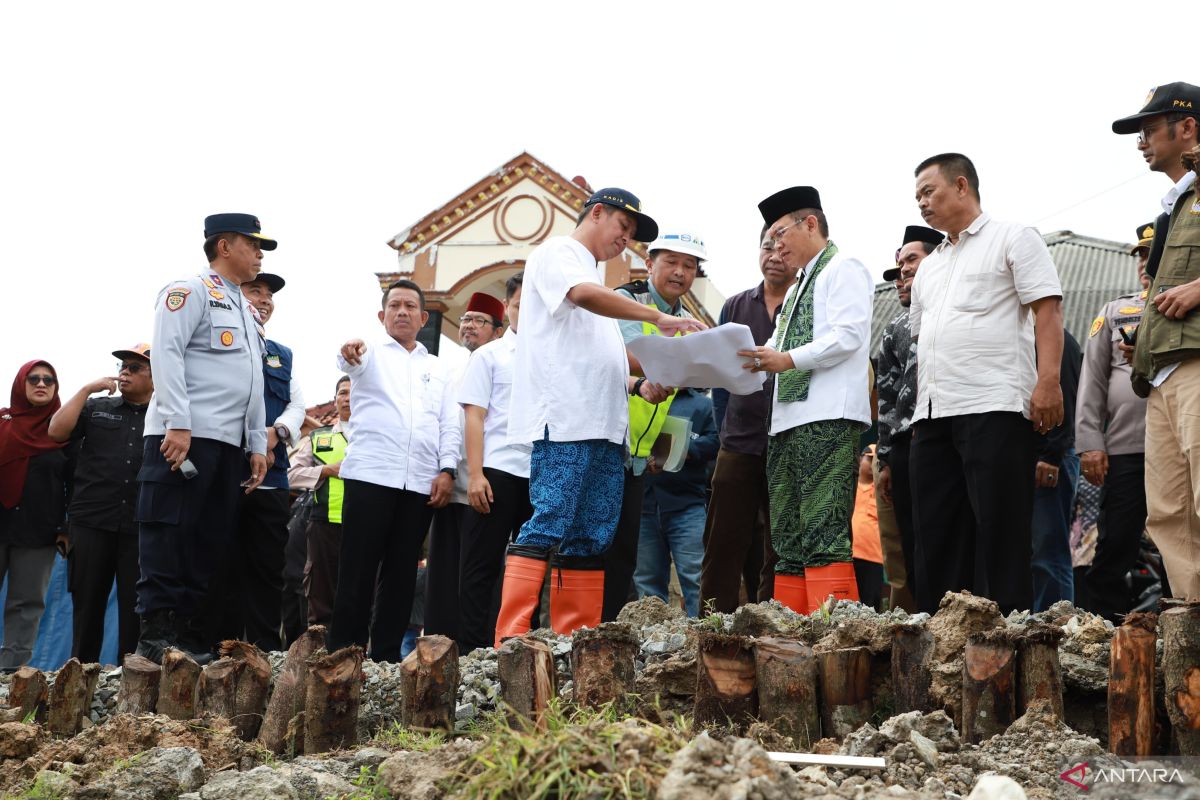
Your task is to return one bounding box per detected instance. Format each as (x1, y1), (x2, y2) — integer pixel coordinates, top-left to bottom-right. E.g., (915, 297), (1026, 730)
(625, 323), (768, 395)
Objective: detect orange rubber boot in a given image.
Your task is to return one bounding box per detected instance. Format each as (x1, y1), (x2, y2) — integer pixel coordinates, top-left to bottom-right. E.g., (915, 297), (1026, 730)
(772, 573), (809, 614)
(549, 554), (604, 637)
(805, 562), (860, 612)
(493, 545), (549, 648)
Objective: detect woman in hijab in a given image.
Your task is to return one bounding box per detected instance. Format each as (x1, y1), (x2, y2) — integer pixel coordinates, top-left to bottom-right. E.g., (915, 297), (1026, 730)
(0, 360), (68, 670)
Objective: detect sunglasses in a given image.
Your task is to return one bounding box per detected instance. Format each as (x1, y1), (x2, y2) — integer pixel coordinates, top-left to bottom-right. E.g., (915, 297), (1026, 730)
(118, 362), (148, 374)
(26, 374), (56, 387)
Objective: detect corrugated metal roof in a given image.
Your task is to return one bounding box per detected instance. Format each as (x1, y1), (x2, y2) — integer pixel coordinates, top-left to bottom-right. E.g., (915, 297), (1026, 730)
(870, 230), (1140, 355)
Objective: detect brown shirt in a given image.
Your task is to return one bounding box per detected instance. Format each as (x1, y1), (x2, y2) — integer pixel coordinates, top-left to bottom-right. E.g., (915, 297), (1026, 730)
(713, 282), (784, 456)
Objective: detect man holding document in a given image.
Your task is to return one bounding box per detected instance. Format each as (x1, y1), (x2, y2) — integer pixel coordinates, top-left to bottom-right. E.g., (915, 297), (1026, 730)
(738, 187), (874, 614)
(494, 188), (705, 645)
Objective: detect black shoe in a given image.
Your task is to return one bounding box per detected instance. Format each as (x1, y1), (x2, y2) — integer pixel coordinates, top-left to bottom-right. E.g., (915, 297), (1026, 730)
(175, 616), (215, 666)
(135, 610), (176, 665)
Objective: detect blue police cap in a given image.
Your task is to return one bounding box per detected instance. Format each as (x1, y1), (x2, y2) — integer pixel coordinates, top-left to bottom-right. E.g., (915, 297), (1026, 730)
(203, 213), (277, 250)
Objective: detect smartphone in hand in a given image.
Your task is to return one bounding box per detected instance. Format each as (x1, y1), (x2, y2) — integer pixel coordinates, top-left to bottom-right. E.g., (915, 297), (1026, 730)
(1118, 326), (1136, 346)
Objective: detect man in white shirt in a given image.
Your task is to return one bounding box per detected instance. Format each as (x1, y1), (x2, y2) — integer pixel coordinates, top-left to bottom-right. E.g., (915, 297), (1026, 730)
(1112, 82), (1200, 598)
(494, 187), (704, 645)
(328, 279), (461, 662)
(424, 291), (505, 645)
(908, 153), (1064, 615)
(457, 274), (530, 652)
(739, 186), (874, 614)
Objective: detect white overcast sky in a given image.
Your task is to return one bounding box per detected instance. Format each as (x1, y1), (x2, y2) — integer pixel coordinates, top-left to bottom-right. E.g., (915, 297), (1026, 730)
(0, 2), (1190, 407)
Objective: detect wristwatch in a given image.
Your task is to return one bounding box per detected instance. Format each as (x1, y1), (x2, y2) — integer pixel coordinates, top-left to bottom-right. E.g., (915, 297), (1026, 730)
(630, 377), (647, 397)
(440, 467), (458, 480)
(273, 423), (290, 442)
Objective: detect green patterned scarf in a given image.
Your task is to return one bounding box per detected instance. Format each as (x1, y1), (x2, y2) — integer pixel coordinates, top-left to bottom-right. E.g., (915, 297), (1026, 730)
(774, 241), (838, 403)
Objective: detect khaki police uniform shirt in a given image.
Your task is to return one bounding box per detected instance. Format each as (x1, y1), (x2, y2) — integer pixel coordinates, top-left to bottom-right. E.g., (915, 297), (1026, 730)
(144, 271), (268, 455)
(1075, 290), (1147, 456)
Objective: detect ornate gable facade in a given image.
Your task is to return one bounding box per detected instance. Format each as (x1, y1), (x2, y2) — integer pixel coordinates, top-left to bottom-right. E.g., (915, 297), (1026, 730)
(379, 151), (722, 349)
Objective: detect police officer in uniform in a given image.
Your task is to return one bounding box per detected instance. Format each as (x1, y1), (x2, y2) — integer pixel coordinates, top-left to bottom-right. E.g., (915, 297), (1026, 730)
(135, 213), (272, 664)
(288, 375), (351, 628)
(206, 271), (304, 652)
(1075, 224), (1152, 620)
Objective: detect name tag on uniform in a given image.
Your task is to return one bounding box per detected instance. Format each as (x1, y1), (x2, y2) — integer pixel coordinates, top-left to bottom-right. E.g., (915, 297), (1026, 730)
(91, 411), (123, 421)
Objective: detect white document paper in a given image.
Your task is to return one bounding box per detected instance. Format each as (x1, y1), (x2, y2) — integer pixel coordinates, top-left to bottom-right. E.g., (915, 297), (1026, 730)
(625, 323), (767, 395)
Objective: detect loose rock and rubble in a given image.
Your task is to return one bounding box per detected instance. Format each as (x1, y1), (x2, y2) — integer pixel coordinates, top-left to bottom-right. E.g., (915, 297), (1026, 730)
(1, 592), (1188, 800)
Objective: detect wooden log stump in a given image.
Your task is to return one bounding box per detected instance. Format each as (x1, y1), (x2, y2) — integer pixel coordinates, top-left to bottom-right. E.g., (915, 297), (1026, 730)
(571, 623), (639, 711)
(891, 624), (934, 713)
(303, 645), (363, 754)
(47, 659), (100, 736)
(817, 646), (872, 739)
(1160, 604), (1200, 755)
(497, 635), (557, 724)
(117, 654), (161, 714)
(754, 637), (820, 748)
(158, 648), (201, 720)
(1017, 623), (1065, 719)
(258, 626), (325, 754)
(8, 666), (48, 723)
(694, 632), (757, 729)
(197, 656), (244, 723)
(962, 630), (1017, 745)
(1109, 612), (1157, 757)
(218, 641), (272, 740)
(400, 635), (460, 731)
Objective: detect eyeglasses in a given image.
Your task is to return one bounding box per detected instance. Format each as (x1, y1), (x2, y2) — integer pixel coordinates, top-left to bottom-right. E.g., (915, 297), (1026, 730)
(118, 362), (147, 374)
(1137, 119), (1174, 145)
(26, 375), (56, 387)
(765, 219), (806, 248)
(459, 314), (497, 327)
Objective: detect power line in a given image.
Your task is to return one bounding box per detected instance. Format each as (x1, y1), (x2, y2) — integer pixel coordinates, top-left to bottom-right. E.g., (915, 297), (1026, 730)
(1032, 171), (1151, 225)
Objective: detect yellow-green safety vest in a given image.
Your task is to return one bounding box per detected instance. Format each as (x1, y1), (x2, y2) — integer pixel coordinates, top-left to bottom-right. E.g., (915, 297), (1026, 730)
(311, 427), (348, 524)
(628, 304), (687, 458)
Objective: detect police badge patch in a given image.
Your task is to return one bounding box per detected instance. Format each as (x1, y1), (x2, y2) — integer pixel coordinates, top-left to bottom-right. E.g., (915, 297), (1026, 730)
(266, 354), (282, 368)
(220, 330), (235, 347)
(209, 289), (225, 300)
(1089, 315), (1104, 337)
(165, 289), (191, 312)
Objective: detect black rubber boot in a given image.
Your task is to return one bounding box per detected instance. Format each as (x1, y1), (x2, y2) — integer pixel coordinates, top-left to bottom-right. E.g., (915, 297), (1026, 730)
(175, 616), (215, 666)
(135, 610), (176, 665)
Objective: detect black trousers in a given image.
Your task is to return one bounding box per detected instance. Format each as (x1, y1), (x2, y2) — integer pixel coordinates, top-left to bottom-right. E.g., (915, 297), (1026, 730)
(69, 523), (139, 664)
(1085, 454), (1148, 622)
(206, 488), (291, 651)
(602, 468), (644, 622)
(328, 479), (432, 662)
(281, 495), (310, 646)
(889, 433), (918, 599)
(136, 437), (243, 617)
(910, 412), (1036, 615)
(304, 518), (342, 627)
(424, 502), (465, 642)
(458, 468), (533, 652)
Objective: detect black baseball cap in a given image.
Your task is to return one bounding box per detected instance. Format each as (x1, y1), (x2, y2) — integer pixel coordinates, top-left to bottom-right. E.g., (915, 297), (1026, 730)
(584, 188), (658, 242)
(1112, 82), (1200, 134)
(204, 213), (277, 250)
(246, 272), (286, 293)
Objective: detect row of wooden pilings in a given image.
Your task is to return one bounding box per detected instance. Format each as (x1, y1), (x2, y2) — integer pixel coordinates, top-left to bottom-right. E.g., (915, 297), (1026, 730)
(1, 608), (1194, 758)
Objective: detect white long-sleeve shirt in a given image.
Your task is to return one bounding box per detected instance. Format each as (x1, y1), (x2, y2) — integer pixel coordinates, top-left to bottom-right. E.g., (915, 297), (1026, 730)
(335, 338), (461, 494)
(769, 249), (874, 434)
